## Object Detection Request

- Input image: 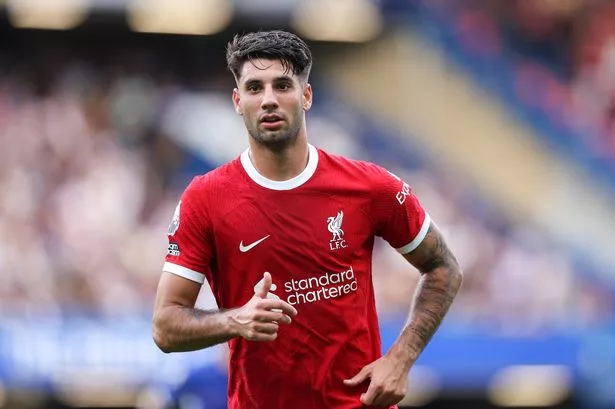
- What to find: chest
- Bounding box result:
[213,191,373,264]
[208,189,377,311]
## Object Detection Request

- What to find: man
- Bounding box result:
[152,30,463,409]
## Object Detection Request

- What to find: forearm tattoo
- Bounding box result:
[400,224,463,362]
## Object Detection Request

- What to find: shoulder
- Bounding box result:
[316,148,398,186]
[175,159,245,221]
[184,157,243,196]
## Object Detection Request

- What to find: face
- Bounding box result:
[232,58,312,151]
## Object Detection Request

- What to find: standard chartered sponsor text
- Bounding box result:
[282,266,357,305]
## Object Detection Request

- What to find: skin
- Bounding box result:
[153,271,297,352]
[344,222,463,406]
[152,56,463,408]
[232,58,313,181]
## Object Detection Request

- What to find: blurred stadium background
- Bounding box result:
[1,0,615,408]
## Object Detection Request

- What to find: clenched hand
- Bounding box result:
[230,272,298,342]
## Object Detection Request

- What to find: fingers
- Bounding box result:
[360,383,381,406]
[363,388,406,407]
[234,317,282,342]
[253,322,279,335]
[243,329,278,342]
[343,358,408,406]
[343,363,373,386]
[243,322,281,341]
[359,379,407,407]
[256,311,293,325]
[255,272,272,299]
[236,276,300,342]
[258,299,298,317]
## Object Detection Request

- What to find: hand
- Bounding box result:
[343,354,409,407]
[230,272,298,342]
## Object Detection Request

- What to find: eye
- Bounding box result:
[277,82,291,90]
[247,84,261,92]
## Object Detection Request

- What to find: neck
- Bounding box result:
[248,133,309,181]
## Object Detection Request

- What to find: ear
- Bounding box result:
[303,83,313,111]
[232,88,242,115]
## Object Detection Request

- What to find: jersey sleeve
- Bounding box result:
[163,176,214,284]
[370,166,431,254]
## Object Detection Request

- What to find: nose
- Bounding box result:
[260,84,278,111]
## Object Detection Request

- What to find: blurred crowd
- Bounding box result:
[372,171,613,334]
[0,32,611,335]
[0,40,191,318]
[495,0,615,158]
[432,0,615,160]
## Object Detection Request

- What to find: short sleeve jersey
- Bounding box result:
[163,144,430,409]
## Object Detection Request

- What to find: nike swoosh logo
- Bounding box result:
[239,235,270,252]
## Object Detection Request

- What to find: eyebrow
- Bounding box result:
[244,76,294,86]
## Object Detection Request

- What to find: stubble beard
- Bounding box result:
[247,117,302,153]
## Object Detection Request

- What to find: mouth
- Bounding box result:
[260,113,284,130]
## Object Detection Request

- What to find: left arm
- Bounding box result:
[389,221,463,369]
[344,221,463,406]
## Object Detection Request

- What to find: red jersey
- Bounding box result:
[163,144,430,409]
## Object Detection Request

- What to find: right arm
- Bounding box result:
[154,179,296,353]
[152,272,236,353]
[152,271,297,353]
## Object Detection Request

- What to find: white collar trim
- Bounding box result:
[240,144,318,191]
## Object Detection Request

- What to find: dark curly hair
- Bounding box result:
[226,30,313,82]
